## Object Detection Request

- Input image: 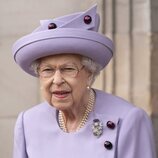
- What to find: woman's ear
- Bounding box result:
[87,74,93,87]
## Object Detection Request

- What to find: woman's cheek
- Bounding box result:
[42,87,51,103]
[40,78,52,103]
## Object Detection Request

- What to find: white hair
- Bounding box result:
[31,56,102,84]
[81,56,102,84]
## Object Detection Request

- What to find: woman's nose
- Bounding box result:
[52,70,64,85]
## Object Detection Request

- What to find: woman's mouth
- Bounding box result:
[52,91,71,99]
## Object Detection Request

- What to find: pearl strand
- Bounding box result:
[58,89,95,132]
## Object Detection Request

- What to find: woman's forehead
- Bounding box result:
[41,54,81,63]
[40,54,82,65]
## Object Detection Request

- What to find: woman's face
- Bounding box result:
[38,54,91,111]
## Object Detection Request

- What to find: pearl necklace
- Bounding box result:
[58,89,95,132]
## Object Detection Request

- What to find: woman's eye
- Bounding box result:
[42,68,54,72]
[63,67,76,71]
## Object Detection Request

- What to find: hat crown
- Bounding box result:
[12,5,113,77]
[33,5,100,33]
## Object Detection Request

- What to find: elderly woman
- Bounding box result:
[12,5,156,158]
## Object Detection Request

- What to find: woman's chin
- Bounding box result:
[50,98,73,111]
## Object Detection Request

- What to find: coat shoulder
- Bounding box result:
[22,102,56,122]
[94,89,143,119]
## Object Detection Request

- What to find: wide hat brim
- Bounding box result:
[13,28,113,77]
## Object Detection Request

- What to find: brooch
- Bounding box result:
[92,119,103,138]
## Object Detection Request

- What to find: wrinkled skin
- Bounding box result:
[39,54,92,131]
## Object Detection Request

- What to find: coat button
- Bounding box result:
[84,15,92,24]
[107,121,115,129]
[104,141,113,150]
[48,23,57,29]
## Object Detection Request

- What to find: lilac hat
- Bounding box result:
[12,5,114,77]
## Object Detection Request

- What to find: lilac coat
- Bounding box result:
[13,89,157,158]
